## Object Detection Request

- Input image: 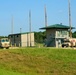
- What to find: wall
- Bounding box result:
[45,29,55,47]
[46,29,55,39]
[26,33,34,47]
[9,34,21,47]
[21,34,27,47]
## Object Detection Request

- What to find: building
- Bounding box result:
[40,24,75,48]
[8,32,34,47]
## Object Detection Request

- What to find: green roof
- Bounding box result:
[40,24,75,29]
[9,32,34,36]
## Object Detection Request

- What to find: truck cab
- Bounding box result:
[0,38,10,49]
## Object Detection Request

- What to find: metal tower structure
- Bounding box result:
[29,10,32,46]
[11,15,14,34]
[44,5,48,27]
[68,0,72,38]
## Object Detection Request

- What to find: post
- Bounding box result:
[68,0,72,38]
[11,15,14,34]
[29,10,32,47]
[20,28,22,33]
[44,5,48,27]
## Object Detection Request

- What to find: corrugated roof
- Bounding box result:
[40,24,75,29]
[9,32,34,36]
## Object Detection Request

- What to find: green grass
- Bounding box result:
[0,47,76,75]
[0,68,25,75]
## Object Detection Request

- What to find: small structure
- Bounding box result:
[40,24,75,48]
[8,32,34,47]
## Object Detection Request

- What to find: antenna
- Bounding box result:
[20,28,22,33]
[29,10,32,46]
[11,15,14,34]
[68,0,72,38]
[44,5,48,27]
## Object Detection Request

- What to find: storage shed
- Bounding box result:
[8,32,34,47]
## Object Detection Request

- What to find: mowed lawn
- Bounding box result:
[0,47,76,75]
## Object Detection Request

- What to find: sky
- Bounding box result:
[0,0,76,36]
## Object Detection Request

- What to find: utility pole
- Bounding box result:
[29,10,32,47]
[44,5,48,27]
[20,28,22,33]
[11,15,14,34]
[68,0,72,38]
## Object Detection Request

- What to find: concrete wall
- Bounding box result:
[27,33,34,47]
[21,34,27,47]
[45,29,56,47]
[46,29,55,39]
[21,33,34,47]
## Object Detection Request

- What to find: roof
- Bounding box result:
[40,24,75,29]
[9,32,34,36]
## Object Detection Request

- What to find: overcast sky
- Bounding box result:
[0,0,76,36]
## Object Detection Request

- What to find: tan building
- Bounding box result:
[40,24,75,48]
[8,32,34,47]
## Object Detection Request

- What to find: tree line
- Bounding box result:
[34,31,46,43]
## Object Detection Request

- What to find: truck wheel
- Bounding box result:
[66,44,69,47]
[62,45,64,47]
[6,47,9,49]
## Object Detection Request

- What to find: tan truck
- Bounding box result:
[0,38,10,49]
[62,38,76,47]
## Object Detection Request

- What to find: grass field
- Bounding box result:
[0,47,76,75]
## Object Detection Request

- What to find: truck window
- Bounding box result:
[1,39,5,42]
[6,39,9,42]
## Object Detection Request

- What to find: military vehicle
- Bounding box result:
[0,38,10,49]
[62,38,76,47]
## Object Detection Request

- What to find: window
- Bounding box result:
[16,35,18,37]
[61,31,67,37]
[6,39,9,42]
[56,30,68,37]
[1,39,9,42]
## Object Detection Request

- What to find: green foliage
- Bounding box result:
[0,48,76,75]
[72,31,76,38]
[34,31,46,43]
[0,36,8,39]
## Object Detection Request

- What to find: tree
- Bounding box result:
[72,31,76,38]
[34,31,46,43]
